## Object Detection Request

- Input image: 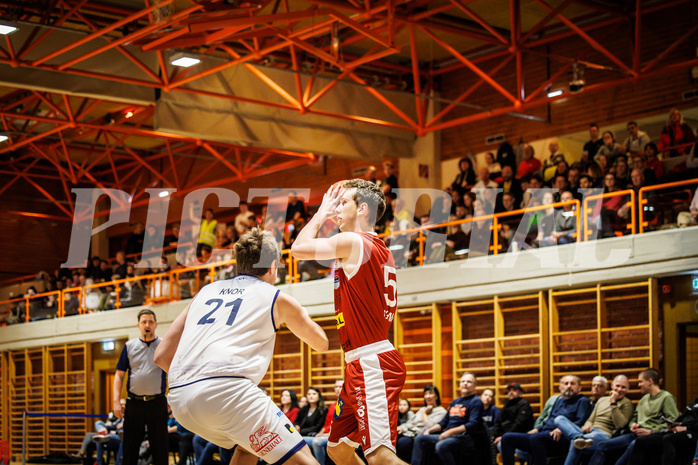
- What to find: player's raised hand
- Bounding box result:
[318,180,346,223]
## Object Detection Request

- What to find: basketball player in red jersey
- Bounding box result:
[292,179,407,465]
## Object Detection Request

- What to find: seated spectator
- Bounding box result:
[412,373,484,465]
[96,260,113,282]
[501,375,590,465]
[119,279,145,308]
[644,142,664,179]
[87,256,102,281]
[474,167,498,190]
[536,192,557,247]
[495,192,517,214]
[589,376,608,410]
[553,173,570,202]
[613,155,631,189]
[543,140,567,183]
[396,385,448,463]
[567,166,581,197]
[451,157,476,196]
[72,402,124,465]
[234,202,254,237]
[64,291,80,316]
[548,161,569,188]
[295,386,327,438]
[517,143,542,179]
[445,214,469,260]
[658,107,696,157]
[492,383,534,450]
[618,169,652,232]
[632,154,659,186]
[496,165,523,209]
[627,394,698,465]
[587,368,679,465]
[587,163,604,188]
[555,375,633,465]
[599,173,628,238]
[309,379,343,465]
[582,123,603,167]
[285,190,308,222]
[192,435,233,465]
[164,223,180,250]
[521,174,544,209]
[552,190,578,244]
[378,161,399,195]
[485,151,502,181]
[597,131,622,165]
[480,389,500,430]
[168,411,193,465]
[620,121,651,154]
[113,252,127,279]
[398,399,415,426]
[279,389,300,423]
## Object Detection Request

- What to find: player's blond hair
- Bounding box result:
[234,228,281,277]
[343,178,386,224]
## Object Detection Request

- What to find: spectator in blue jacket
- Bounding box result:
[411,372,484,465]
[501,375,591,465]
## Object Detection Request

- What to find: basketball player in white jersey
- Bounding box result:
[154,228,329,465]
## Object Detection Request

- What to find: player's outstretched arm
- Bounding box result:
[292,182,353,261]
[275,292,329,352]
[153,303,190,372]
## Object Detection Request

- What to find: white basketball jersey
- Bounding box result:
[168,275,280,387]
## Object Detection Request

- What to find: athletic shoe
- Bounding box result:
[92,435,110,444]
[573,438,593,449]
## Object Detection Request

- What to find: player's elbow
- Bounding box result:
[290,242,310,260]
[312,334,329,352]
[153,348,168,372]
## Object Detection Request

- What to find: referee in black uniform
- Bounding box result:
[113,309,168,465]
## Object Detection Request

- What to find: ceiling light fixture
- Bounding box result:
[125,111,134,118]
[0,20,19,36]
[170,51,201,68]
[547,89,564,98]
[0,134,8,142]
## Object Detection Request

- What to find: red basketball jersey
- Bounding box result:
[333,232,397,352]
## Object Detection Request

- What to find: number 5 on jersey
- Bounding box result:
[383,266,397,308]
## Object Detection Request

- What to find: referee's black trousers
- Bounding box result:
[122,396,169,465]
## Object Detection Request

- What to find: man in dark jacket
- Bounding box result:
[626,396,698,465]
[493,383,534,449]
[501,375,591,465]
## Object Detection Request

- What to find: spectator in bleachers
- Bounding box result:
[197,208,217,257]
[628,394,698,465]
[87,256,102,281]
[234,202,254,237]
[492,383,534,450]
[378,161,399,195]
[599,173,627,238]
[535,192,557,247]
[587,368,679,465]
[588,376,608,410]
[553,174,570,203]
[363,165,377,183]
[619,169,652,233]
[113,251,127,279]
[72,402,124,464]
[620,121,651,155]
[398,399,415,426]
[497,165,523,210]
[597,131,622,165]
[495,192,517,214]
[125,222,145,257]
[295,386,327,438]
[451,157,476,196]
[543,141,566,183]
[658,107,696,157]
[632,154,658,186]
[613,155,631,190]
[480,389,500,430]
[164,223,180,250]
[552,191,577,244]
[567,166,581,197]
[501,374,590,465]
[644,142,665,180]
[191,435,233,465]
[63,291,80,316]
[485,152,502,181]
[285,191,308,222]
[412,372,484,465]
[555,375,633,465]
[497,141,517,176]
[168,410,193,465]
[587,163,604,188]
[583,123,603,168]
[396,384,447,463]
[548,161,569,189]
[517,144,541,180]
[475,167,498,190]
[445,214,469,260]
[279,389,300,423]
[309,379,343,465]
[97,260,113,282]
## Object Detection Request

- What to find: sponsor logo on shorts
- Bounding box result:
[335,312,345,329]
[276,411,283,417]
[284,423,295,433]
[334,397,344,419]
[249,423,281,457]
[355,387,366,432]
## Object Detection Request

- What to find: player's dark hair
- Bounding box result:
[234,228,281,277]
[343,178,386,224]
[137,308,156,322]
[423,384,442,407]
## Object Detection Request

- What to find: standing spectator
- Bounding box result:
[197,208,217,256]
[658,107,696,157]
[412,372,484,465]
[234,202,254,237]
[492,383,534,449]
[279,389,300,423]
[485,152,502,181]
[451,157,476,196]
[164,224,180,250]
[620,121,651,154]
[582,123,603,168]
[588,368,680,465]
[113,309,168,465]
[497,141,517,176]
[285,191,308,222]
[396,384,447,463]
[597,131,622,165]
[517,144,542,179]
[310,379,344,465]
[644,142,665,179]
[378,161,399,194]
[480,389,500,430]
[97,260,113,282]
[125,222,145,257]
